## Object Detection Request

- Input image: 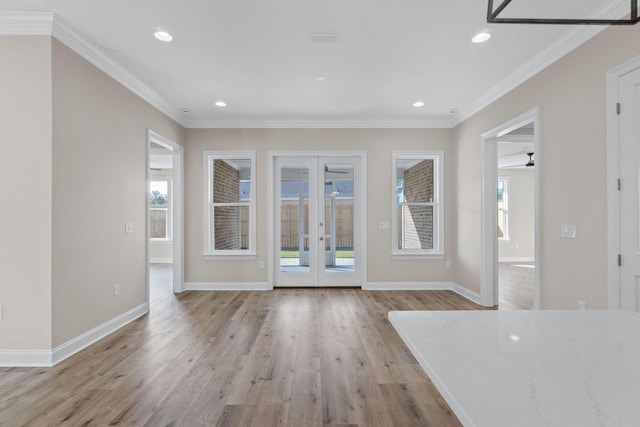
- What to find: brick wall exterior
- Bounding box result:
[213,159,242,250]
[401,159,434,249]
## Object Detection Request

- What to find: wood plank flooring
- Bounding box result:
[0,265,488,426]
[499,262,535,310]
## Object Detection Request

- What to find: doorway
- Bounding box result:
[270,153,366,287]
[481,109,540,308]
[607,56,640,311]
[146,130,183,302]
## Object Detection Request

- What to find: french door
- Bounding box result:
[273,155,362,287]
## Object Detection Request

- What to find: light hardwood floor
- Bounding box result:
[499,262,535,310]
[0,265,488,426]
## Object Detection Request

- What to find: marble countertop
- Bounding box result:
[389,310,640,427]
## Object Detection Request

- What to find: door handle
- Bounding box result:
[319,237,324,241]
[319,222,324,226]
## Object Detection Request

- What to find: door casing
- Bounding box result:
[268,151,367,288]
[607,54,640,310]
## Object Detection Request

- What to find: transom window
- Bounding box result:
[203,151,256,257]
[392,151,444,257]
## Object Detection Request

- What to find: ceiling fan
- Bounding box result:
[503,152,535,169]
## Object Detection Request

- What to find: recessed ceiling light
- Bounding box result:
[316,75,327,81]
[413,100,425,108]
[472,32,491,43]
[448,108,457,115]
[214,100,227,107]
[154,30,173,42]
[180,108,191,114]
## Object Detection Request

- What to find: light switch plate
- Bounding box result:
[379,221,390,230]
[561,225,576,239]
[125,223,134,234]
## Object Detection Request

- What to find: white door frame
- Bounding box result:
[146,130,184,300]
[480,108,541,308]
[267,151,367,288]
[606,54,640,309]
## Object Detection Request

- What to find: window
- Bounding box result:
[203,151,256,257]
[392,151,444,257]
[149,178,171,240]
[497,177,509,240]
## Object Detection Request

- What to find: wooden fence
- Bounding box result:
[279,200,354,249]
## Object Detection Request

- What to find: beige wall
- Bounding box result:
[0,36,53,350]
[454,24,640,309]
[498,169,535,261]
[51,40,185,346]
[185,129,455,284]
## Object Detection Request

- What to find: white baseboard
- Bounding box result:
[51,302,148,366]
[150,258,172,264]
[451,283,483,305]
[499,257,535,263]
[0,303,148,368]
[0,350,53,367]
[184,282,271,291]
[364,282,452,291]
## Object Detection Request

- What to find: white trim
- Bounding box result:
[47,17,187,127]
[0,12,53,35]
[150,257,173,264]
[606,55,640,310]
[52,303,148,366]
[451,283,483,306]
[452,1,629,127]
[391,151,445,257]
[203,151,256,257]
[480,108,541,309]
[147,130,184,294]
[499,257,535,263]
[184,119,451,129]
[185,282,271,291]
[268,151,367,288]
[0,350,52,368]
[0,302,149,367]
[150,240,172,245]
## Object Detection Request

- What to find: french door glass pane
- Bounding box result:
[324,163,354,272]
[280,165,310,272]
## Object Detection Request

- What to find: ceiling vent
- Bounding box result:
[308,31,339,43]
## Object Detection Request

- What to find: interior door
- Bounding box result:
[619,67,640,311]
[275,156,360,287]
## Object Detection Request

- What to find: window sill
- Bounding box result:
[392,252,445,260]
[150,239,173,244]
[204,253,257,260]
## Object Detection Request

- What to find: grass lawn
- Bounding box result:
[280,250,354,258]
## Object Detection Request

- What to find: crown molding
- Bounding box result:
[0,12,186,127]
[0,11,53,34]
[452,0,628,127]
[51,18,187,127]
[184,118,452,129]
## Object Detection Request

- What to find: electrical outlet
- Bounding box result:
[114,283,120,296]
[258,261,265,269]
[125,223,134,234]
[379,221,390,230]
[446,260,452,269]
[0,305,3,321]
[578,300,586,310]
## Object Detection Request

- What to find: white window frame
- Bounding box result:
[149,176,172,242]
[391,151,444,258]
[203,151,256,258]
[497,176,510,241]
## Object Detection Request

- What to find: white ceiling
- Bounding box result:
[0,0,628,128]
